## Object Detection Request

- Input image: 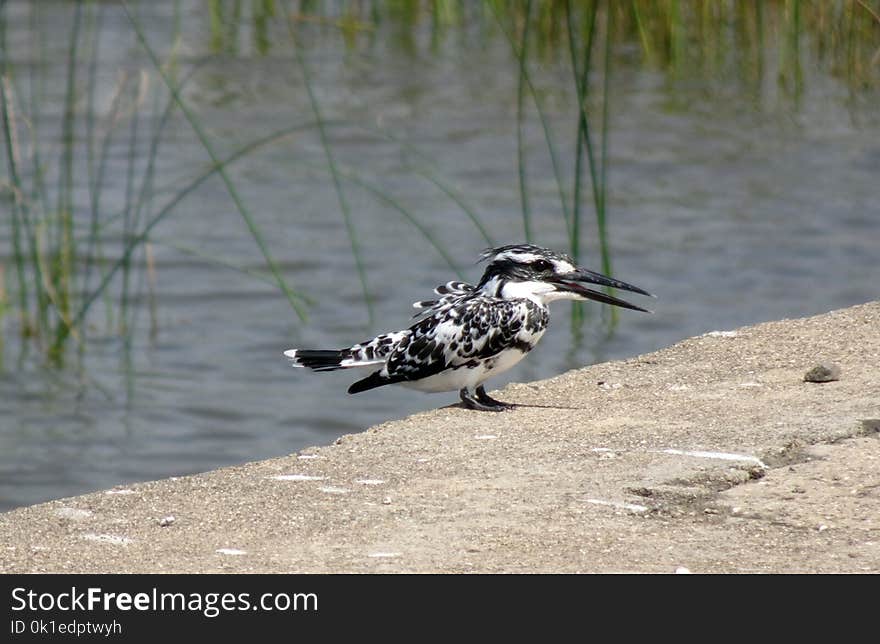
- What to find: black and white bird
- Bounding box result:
[284,244,652,411]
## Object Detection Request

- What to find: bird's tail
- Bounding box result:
[284,349,352,372]
[285,331,407,373]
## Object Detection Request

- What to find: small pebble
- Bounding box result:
[804,363,840,383]
[54,507,93,521]
[158,515,175,527]
[860,419,880,434]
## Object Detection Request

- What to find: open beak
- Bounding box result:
[551,268,654,313]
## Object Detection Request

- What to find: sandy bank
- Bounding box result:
[1,302,878,573]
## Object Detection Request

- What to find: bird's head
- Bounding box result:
[476,244,653,312]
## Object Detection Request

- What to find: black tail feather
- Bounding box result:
[290,349,349,372]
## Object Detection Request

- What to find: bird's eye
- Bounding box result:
[531,259,552,272]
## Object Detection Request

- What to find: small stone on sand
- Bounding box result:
[804,363,841,383]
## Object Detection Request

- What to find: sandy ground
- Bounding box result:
[1,302,878,573]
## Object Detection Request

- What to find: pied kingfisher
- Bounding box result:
[284,244,652,411]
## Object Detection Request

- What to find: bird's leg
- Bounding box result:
[459,387,508,412]
[458,386,515,411]
[475,385,516,410]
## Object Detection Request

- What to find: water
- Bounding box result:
[1,2,878,512]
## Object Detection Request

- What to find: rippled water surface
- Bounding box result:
[1,2,878,511]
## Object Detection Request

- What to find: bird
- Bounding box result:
[284,244,653,411]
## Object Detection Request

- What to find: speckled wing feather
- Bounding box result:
[411,281,476,318]
[346,331,408,365]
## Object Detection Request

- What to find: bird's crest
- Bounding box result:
[478,244,555,264]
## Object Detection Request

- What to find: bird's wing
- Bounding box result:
[346,331,409,366]
[386,297,534,381]
[411,281,476,319]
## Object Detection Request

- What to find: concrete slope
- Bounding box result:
[1,302,878,573]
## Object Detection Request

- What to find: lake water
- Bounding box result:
[1,1,878,511]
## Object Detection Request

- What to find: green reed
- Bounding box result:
[488,1,574,246]
[122,1,309,322]
[161,0,880,292]
[516,0,534,243]
[283,5,375,323]
[3,0,878,369]
[493,1,614,326]
[1,0,314,366]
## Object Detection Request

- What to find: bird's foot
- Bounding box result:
[459,386,516,412]
[476,385,517,410]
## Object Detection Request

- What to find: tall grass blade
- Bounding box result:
[149,237,315,302]
[324,164,465,280]
[516,0,533,242]
[70,121,321,334]
[80,73,131,337]
[488,0,573,242]
[566,0,600,265]
[597,4,616,326]
[120,74,145,336]
[25,1,50,218]
[50,0,84,359]
[82,2,108,351]
[631,0,655,65]
[285,10,374,323]
[0,76,31,336]
[119,1,308,326]
[565,0,600,327]
[412,165,496,248]
[363,125,495,246]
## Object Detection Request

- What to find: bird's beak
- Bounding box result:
[551,268,654,313]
